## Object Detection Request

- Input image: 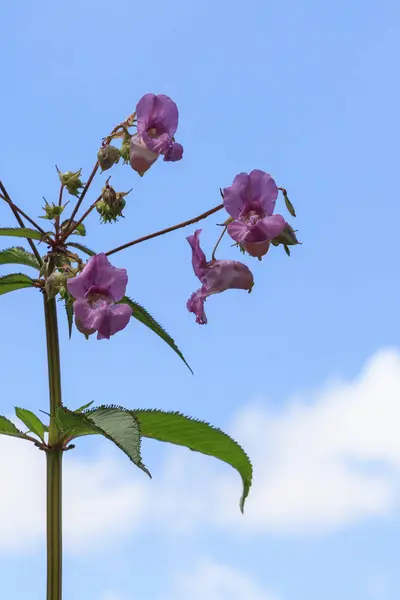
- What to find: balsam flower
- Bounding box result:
[223,169,286,258]
[130,93,183,175]
[67,253,132,340]
[186,229,254,325]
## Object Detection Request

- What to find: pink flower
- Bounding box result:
[67,254,133,340]
[186,230,254,324]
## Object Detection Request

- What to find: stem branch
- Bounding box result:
[106,203,224,257]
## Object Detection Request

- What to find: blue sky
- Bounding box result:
[1,0,400,598]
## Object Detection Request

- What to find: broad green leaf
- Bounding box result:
[0,227,42,241]
[0,247,40,270]
[133,409,252,512]
[119,296,192,373]
[0,416,32,440]
[56,406,150,476]
[67,242,96,256]
[15,407,46,441]
[0,273,35,295]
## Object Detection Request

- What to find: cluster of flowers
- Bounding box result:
[65,93,298,338]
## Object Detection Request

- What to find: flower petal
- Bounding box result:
[73,298,109,333]
[136,93,156,135]
[187,288,207,325]
[67,254,128,303]
[97,303,133,340]
[223,172,250,218]
[203,260,254,294]
[163,141,183,162]
[227,220,249,243]
[130,134,159,175]
[187,229,207,281]
[151,94,179,136]
[242,240,271,258]
[248,170,278,215]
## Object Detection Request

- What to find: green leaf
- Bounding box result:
[0,247,40,270]
[0,273,35,295]
[76,400,94,412]
[0,227,43,241]
[133,409,252,512]
[15,407,46,441]
[56,406,150,476]
[119,296,192,374]
[0,416,32,440]
[67,242,96,256]
[64,297,74,338]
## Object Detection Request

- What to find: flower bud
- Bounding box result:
[97,145,120,172]
[60,220,86,237]
[45,270,65,299]
[40,200,65,220]
[96,183,130,224]
[58,169,84,197]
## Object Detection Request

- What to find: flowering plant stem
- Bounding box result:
[44,295,63,600]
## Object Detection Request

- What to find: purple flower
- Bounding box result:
[223,169,286,258]
[67,253,133,340]
[186,229,254,324]
[130,93,183,175]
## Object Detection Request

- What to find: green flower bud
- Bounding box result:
[40,199,66,220]
[119,135,131,164]
[45,270,65,299]
[96,183,130,224]
[97,145,121,172]
[60,219,86,237]
[58,169,84,197]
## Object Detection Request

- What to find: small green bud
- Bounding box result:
[119,135,131,164]
[40,199,65,220]
[45,271,65,299]
[58,169,84,197]
[60,219,86,237]
[97,145,121,172]
[96,183,131,224]
[280,188,296,218]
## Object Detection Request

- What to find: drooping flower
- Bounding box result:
[186,229,254,324]
[223,169,286,258]
[130,93,183,175]
[67,253,133,340]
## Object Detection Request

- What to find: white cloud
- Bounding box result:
[140,349,400,534]
[162,561,278,600]
[2,348,400,555]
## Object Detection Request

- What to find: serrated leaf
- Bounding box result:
[67,242,96,256]
[133,409,252,512]
[0,247,40,270]
[56,406,150,475]
[0,273,35,295]
[0,416,32,440]
[119,296,192,373]
[15,407,46,441]
[0,227,43,241]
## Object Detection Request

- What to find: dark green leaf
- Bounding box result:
[133,409,252,512]
[119,296,192,374]
[284,244,291,256]
[0,273,35,295]
[56,406,150,476]
[282,189,296,217]
[67,242,96,256]
[0,227,42,241]
[64,298,73,338]
[15,407,46,441]
[0,247,40,270]
[0,416,32,440]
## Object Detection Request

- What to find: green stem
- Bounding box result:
[46,450,63,600]
[43,295,63,600]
